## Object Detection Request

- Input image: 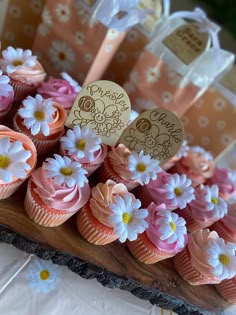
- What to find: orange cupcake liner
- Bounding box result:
[127,232,175,264]
[76,203,118,245]
[215,278,236,304]
[0,178,24,200]
[174,247,220,285]
[24,180,78,227]
[13,114,64,155]
[98,159,139,191]
[210,221,236,244]
[11,80,36,102]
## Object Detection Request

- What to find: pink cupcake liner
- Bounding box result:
[210,221,236,244]
[215,278,236,304]
[174,247,220,285]
[13,115,64,155]
[11,80,36,102]
[98,159,138,191]
[127,232,175,264]
[0,178,24,200]
[76,204,118,245]
[175,207,207,232]
[24,180,78,227]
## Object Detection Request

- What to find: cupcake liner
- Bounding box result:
[0,178,24,200]
[11,80,36,102]
[136,185,154,208]
[24,180,78,227]
[98,159,138,191]
[13,114,64,155]
[127,232,175,264]
[175,207,207,232]
[210,221,236,244]
[174,247,220,285]
[76,203,118,245]
[215,278,236,304]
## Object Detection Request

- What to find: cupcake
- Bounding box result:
[98,144,161,191]
[175,184,228,232]
[0,47,46,102]
[127,203,188,264]
[171,146,215,187]
[163,140,189,171]
[76,180,130,245]
[24,154,90,227]
[174,229,236,285]
[207,167,236,201]
[138,171,195,210]
[0,70,14,121]
[60,125,107,176]
[0,125,37,199]
[13,94,67,155]
[211,203,236,244]
[37,72,81,113]
[215,277,236,304]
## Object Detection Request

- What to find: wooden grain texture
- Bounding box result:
[0,186,236,315]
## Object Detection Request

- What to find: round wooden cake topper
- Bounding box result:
[66,80,131,147]
[119,108,185,166]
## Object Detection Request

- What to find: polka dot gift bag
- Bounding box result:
[124,7,234,118]
[183,65,236,157]
[32,0,151,86]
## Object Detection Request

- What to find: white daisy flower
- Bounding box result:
[109,194,148,243]
[60,126,102,162]
[0,137,31,183]
[0,70,13,97]
[26,257,61,294]
[44,154,88,188]
[163,174,195,209]
[145,66,160,83]
[48,40,75,72]
[1,47,36,74]
[128,150,161,185]
[60,72,81,93]
[191,146,213,161]
[175,140,189,159]
[18,94,56,136]
[155,210,187,248]
[55,3,71,23]
[205,185,228,218]
[207,238,236,280]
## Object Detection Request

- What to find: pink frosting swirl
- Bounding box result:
[188,229,220,281]
[37,77,78,111]
[220,203,236,235]
[175,146,214,186]
[107,144,133,180]
[31,167,90,212]
[2,60,46,86]
[189,184,227,225]
[0,72,14,112]
[146,203,188,253]
[90,180,130,227]
[208,167,236,201]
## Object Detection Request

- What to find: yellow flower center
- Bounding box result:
[136,163,146,173]
[174,187,183,197]
[60,167,73,176]
[76,139,86,151]
[39,269,50,281]
[170,221,176,232]
[211,198,219,205]
[12,59,23,66]
[122,212,131,224]
[0,155,10,168]
[219,254,230,266]
[34,111,45,121]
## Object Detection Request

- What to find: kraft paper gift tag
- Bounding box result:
[123,7,235,118]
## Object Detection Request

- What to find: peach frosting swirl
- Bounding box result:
[176,147,214,186]
[3,60,46,86]
[107,144,133,180]
[220,203,236,235]
[31,167,90,212]
[89,180,130,227]
[188,229,221,281]
[37,77,77,111]
[146,203,188,253]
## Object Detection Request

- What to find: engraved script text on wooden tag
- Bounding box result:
[220,66,236,94]
[119,109,184,166]
[66,80,131,147]
[163,23,209,65]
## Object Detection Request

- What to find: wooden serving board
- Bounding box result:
[0,185,236,315]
